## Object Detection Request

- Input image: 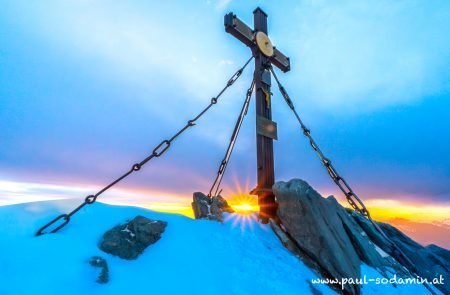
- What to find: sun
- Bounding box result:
[233,203,254,212]
[227,194,259,214]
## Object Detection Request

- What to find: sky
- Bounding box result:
[0,0,449,229]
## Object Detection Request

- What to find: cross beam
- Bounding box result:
[225,10,290,73]
[224,7,290,222]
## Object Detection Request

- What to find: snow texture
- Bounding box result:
[0,200,436,294]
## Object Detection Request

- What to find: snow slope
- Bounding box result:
[0,200,435,295]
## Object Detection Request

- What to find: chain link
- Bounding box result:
[269,67,432,288]
[270,67,371,216]
[36,56,253,236]
[209,79,256,198]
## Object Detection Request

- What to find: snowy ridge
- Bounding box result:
[0,200,436,294]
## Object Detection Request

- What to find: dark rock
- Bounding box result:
[351,213,395,255]
[212,195,235,213]
[269,219,302,256]
[99,216,167,260]
[273,179,408,295]
[351,212,450,294]
[374,223,450,295]
[427,244,450,266]
[269,219,328,281]
[274,179,361,294]
[192,192,211,219]
[191,192,234,221]
[89,256,109,284]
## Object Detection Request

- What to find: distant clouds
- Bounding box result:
[3,1,232,99]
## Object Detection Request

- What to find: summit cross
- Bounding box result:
[225,7,290,221]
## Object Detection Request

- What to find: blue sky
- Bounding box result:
[1,0,449,210]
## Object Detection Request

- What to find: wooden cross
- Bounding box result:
[225,7,290,222]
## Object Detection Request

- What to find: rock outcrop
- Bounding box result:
[99,216,167,260]
[376,222,450,294]
[89,256,109,284]
[273,179,411,294]
[191,192,234,221]
[350,202,449,294]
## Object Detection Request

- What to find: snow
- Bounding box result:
[0,200,332,295]
[120,225,135,238]
[0,200,438,294]
[374,244,390,258]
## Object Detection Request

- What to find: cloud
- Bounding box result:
[1,0,449,212]
[286,0,450,112]
[218,59,234,66]
[1,0,258,151]
[5,0,449,116]
[0,179,188,208]
[4,1,237,103]
[216,0,233,11]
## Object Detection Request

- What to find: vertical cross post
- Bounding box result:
[252,8,276,221]
[224,7,290,222]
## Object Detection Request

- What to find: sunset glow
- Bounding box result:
[233,203,254,212]
[339,198,450,223]
[1,179,448,223]
[0,179,448,247]
[227,193,259,214]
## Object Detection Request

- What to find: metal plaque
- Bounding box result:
[256,115,278,140]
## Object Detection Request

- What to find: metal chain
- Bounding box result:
[35,56,253,236]
[269,67,435,290]
[209,79,256,198]
[270,67,372,216]
[270,67,377,220]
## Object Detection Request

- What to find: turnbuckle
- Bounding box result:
[227,69,243,86]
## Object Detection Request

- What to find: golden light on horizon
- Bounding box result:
[144,202,195,218]
[227,193,259,214]
[1,179,448,226]
[338,198,450,223]
[233,203,254,212]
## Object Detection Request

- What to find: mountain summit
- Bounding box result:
[1,193,445,294]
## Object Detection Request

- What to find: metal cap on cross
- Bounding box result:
[224,7,290,222]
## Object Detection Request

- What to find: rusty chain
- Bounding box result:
[36,56,253,236]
